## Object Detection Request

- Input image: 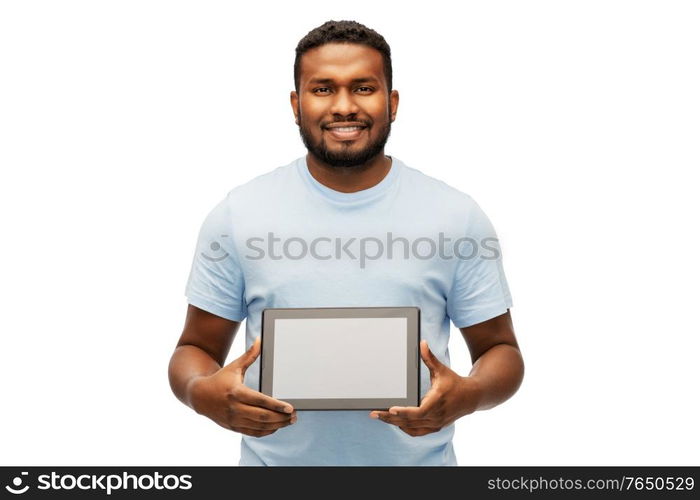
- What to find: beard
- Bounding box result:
[297,108,392,168]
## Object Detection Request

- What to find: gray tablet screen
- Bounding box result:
[272,317,407,399]
[260,306,420,410]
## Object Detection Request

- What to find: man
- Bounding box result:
[168,19,524,466]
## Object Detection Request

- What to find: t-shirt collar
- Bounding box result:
[297,154,402,204]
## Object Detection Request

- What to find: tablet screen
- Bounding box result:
[271,317,407,399]
[260,307,420,410]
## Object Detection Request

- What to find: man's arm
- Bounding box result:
[168,305,296,437]
[168,304,240,409]
[460,309,524,411]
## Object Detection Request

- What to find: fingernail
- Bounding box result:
[389,409,398,415]
[370,412,378,419]
[284,406,293,414]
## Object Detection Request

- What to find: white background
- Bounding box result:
[1,0,698,466]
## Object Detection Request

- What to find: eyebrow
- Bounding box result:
[307,77,380,85]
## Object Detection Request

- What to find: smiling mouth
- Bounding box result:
[325,126,367,141]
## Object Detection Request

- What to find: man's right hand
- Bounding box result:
[188,337,297,437]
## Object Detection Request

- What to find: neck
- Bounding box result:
[305,152,392,193]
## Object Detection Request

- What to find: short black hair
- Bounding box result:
[294,20,392,93]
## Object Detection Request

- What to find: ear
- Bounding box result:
[389,89,399,122]
[290,90,300,125]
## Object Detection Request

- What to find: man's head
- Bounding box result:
[291,20,399,168]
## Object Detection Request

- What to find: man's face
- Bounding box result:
[291,43,399,168]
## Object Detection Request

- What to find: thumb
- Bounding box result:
[228,336,261,373]
[420,340,444,377]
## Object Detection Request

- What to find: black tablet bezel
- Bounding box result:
[260,306,420,411]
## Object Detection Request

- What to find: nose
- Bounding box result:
[329,87,359,116]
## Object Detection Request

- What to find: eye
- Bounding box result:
[356,86,374,93]
[313,87,331,94]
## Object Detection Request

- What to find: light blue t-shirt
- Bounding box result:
[184,155,513,466]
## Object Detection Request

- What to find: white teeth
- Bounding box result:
[331,126,362,132]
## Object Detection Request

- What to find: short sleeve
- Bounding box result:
[184,195,247,322]
[446,201,513,328]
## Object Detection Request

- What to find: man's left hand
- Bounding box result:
[369,340,482,437]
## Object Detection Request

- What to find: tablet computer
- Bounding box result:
[260,307,420,410]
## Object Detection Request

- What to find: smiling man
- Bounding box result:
[169,20,524,466]
[293,41,397,188]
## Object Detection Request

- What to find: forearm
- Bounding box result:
[468,343,524,411]
[168,345,222,409]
